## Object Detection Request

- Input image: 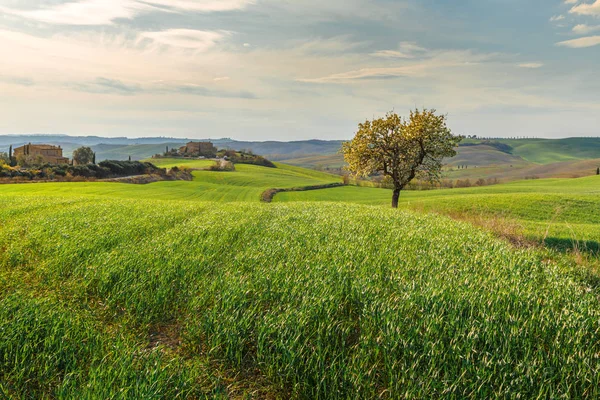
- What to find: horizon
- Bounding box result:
[2,134,600,144]
[1,0,599,140]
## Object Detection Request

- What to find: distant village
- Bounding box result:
[0,140,276,182]
[3,141,220,167]
[10,143,70,165]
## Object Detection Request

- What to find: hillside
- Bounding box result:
[3,135,600,182]
[2,181,600,397]
[276,175,600,254]
[1,159,340,202]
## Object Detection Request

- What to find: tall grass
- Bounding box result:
[1,197,599,398]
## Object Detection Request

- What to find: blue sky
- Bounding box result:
[0,0,598,140]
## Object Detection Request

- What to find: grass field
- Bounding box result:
[1,197,599,398]
[1,160,600,398]
[276,175,600,254]
[0,159,340,203]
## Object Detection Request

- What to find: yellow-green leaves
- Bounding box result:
[343,109,462,192]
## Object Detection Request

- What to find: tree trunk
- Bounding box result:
[392,188,401,209]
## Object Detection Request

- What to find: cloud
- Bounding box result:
[69,77,142,95]
[370,42,428,59]
[0,0,255,25]
[298,48,501,83]
[0,0,143,25]
[172,84,257,99]
[518,63,544,68]
[371,50,413,59]
[564,0,578,4]
[143,0,255,12]
[556,35,600,47]
[572,23,600,34]
[140,29,228,51]
[0,75,35,86]
[570,0,600,16]
[550,14,565,22]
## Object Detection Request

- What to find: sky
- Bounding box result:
[0,0,599,140]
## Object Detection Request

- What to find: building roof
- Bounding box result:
[14,144,62,150]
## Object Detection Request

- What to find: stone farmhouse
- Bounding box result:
[13,143,70,165]
[179,141,217,158]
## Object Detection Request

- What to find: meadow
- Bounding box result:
[276,175,600,255]
[1,160,600,398]
[0,160,340,203]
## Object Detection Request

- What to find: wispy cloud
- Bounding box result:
[572,24,600,34]
[144,0,255,12]
[0,0,143,26]
[298,49,501,83]
[570,0,600,16]
[69,77,142,95]
[0,0,255,25]
[0,75,35,87]
[556,35,600,48]
[140,29,229,51]
[171,84,257,99]
[370,42,427,59]
[518,63,544,68]
[550,14,565,22]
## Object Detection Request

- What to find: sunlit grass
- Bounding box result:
[0,196,599,398]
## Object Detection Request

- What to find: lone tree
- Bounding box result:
[343,109,462,208]
[72,146,94,165]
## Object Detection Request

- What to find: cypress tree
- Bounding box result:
[92,152,96,164]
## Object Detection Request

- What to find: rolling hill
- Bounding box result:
[3,135,600,182]
[1,159,599,398]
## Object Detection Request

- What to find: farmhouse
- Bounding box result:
[13,143,70,165]
[179,141,217,158]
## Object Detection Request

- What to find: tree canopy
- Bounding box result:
[73,146,95,165]
[343,109,462,208]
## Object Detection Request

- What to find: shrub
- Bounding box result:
[209,160,236,172]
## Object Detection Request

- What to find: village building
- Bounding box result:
[13,143,70,165]
[179,141,217,158]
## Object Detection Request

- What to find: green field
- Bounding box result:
[276,175,600,254]
[1,160,600,398]
[0,159,340,203]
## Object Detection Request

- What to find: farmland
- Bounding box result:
[276,175,600,254]
[0,159,341,203]
[1,160,600,398]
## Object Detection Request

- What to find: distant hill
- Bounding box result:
[2,134,599,181]
[0,135,342,162]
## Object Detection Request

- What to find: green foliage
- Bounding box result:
[0,152,9,165]
[343,109,462,207]
[72,146,94,165]
[98,160,161,176]
[218,150,277,168]
[16,154,45,168]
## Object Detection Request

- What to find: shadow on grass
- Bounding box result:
[543,237,600,256]
[543,237,600,290]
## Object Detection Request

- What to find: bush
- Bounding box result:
[99,161,163,176]
[209,160,236,172]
